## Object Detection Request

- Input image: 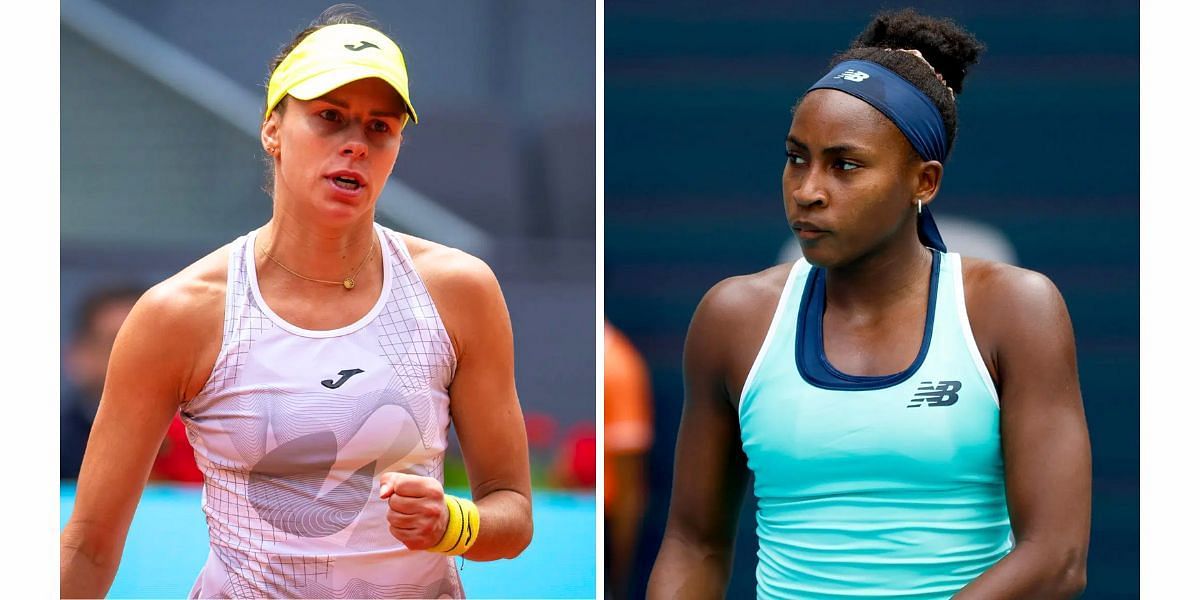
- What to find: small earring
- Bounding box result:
[916,198,923,214]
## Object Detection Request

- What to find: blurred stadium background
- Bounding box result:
[60,0,595,597]
[605,1,1137,598]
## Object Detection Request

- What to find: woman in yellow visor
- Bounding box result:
[61,5,533,598]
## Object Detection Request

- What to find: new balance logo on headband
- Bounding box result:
[344,41,380,52]
[908,380,961,407]
[833,69,870,82]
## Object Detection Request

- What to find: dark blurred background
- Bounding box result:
[61,0,596,490]
[605,1,1137,597]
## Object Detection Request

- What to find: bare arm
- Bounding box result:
[647,281,753,599]
[60,282,213,598]
[428,250,533,561]
[955,266,1091,599]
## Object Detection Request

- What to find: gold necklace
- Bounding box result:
[258,235,377,290]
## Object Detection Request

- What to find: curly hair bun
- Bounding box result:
[850,9,984,95]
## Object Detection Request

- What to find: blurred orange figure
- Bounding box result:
[604,320,653,599]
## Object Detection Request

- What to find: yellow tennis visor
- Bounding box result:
[265,23,417,124]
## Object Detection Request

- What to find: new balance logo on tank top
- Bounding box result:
[739,251,1013,599]
[181,223,463,599]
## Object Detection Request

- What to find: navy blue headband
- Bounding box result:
[806,59,948,162]
[805,58,949,251]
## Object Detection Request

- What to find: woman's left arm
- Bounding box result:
[955,266,1091,599]
[433,250,533,561]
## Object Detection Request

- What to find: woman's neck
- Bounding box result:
[823,234,933,316]
[257,209,378,282]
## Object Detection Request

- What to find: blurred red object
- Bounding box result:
[555,422,596,488]
[150,414,203,483]
[525,412,559,450]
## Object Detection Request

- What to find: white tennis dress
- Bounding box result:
[182,223,463,599]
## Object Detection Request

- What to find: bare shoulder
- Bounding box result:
[961,257,1070,322]
[401,235,506,359]
[121,244,231,399]
[693,262,795,330]
[137,244,229,328]
[401,234,500,298]
[687,263,796,399]
[961,257,1074,368]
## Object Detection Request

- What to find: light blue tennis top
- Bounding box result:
[739,251,1012,599]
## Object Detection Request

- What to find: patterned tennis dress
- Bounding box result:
[183,223,463,599]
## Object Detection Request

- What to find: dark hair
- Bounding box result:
[74,284,143,340]
[829,9,985,158]
[261,4,383,195]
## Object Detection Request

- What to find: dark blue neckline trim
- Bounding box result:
[794,251,941,391]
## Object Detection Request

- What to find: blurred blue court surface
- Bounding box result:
[61,483,595,599]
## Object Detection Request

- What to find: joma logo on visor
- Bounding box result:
[344,41,380,52]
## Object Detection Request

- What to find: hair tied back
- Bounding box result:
[884,48,954,99]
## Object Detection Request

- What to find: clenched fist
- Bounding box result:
[379,472,450,550]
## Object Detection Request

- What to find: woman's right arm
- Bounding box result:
[60,281,211,598]
[647,281,752,599]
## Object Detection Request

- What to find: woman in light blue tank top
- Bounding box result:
[648,10,1091,600]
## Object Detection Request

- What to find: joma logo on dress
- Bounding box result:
[908,380,961,408]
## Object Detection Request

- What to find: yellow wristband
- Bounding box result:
[429,495,480,556]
